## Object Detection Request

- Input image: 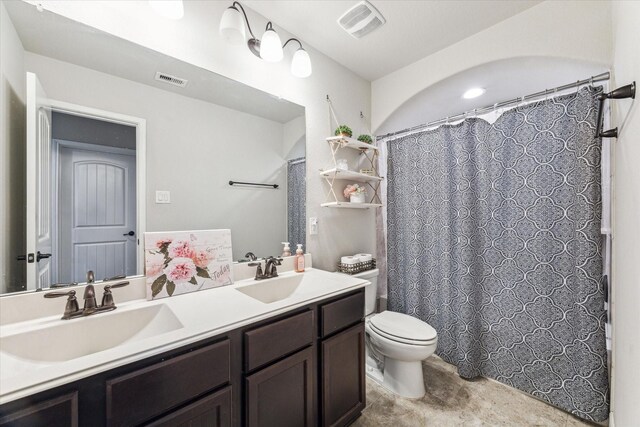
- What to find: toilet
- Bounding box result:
[354,269,438,399]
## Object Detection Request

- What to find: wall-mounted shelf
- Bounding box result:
[321,202,383,209]
[322,136,383,207]
[326,136,379,151]
[319,168,383,183]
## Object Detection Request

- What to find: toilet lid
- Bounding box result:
[369,311,437,342]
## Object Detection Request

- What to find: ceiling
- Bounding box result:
[6,1,304,124]
[376,57,608,135]
[245,0,542,81]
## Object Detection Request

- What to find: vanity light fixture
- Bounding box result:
[463,87,486,99]
[149,0,184,20]
[219,1,313,78]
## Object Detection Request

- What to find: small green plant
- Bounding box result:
[357,134,373,144]
[334,125,353,138]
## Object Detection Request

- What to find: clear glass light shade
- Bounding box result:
[219,6,246,44]
[260,29,283,62]
[291,48,312,78]
[149,0,184,20]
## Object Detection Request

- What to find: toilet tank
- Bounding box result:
[353,269,379,316]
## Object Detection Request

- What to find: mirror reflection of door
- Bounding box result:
[25,72,52,289]
[52,113,137,284]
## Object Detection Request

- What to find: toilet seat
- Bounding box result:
[368,311,437,346]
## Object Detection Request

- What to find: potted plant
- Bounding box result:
[334,125,353,138]
[357,134,373,144]
[344,183,367,203]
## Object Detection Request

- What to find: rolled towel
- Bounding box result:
[355,253,372,262]
[341,256,360,265]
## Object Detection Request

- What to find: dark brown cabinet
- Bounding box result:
[321,323,366,427]
[0,288,365,427]
[106,340,231,426]
[0,392,78,427]
[245,347,315,427]
[146,387,232,427]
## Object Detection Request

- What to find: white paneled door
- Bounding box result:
[25,72,52,290]
[58,145,136,283]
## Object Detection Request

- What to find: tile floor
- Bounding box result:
[352,356,599,427]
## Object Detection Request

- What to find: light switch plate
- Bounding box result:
[155,190,171,204]
[309,217,318,235]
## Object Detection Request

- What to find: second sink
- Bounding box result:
[235,274,304,304]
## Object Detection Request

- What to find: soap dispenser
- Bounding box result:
[295,244,305,273]
[281,242,291,257]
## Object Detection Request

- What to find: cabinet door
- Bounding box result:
[321,322,365,427]
[0,392,78,427]
[146,387,231,427]
[245,347,314,427]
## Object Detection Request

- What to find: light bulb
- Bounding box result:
[462,87,486,99]
[149,0,184,20]
[291,48,312,78]
[219,6,246,45]
[260,27,283,62]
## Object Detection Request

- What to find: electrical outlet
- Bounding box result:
[309,217,318,235]
[155,190,171,204]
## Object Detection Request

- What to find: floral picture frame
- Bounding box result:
[144,229,234,300]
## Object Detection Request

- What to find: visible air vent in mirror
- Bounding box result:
[154,72,188,88]
[338,0,386,39]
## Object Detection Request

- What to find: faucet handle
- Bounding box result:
[44,290,76,298]
[101,281,130,308]
[44,290,80,320]
[86,270,95,284]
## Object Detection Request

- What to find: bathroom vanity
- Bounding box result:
[0,267,367,427]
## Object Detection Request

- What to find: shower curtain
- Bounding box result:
[386,87,608,421]
[287,158,306,249]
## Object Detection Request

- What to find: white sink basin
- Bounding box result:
[235,274,304,303]
[0,304,183,363]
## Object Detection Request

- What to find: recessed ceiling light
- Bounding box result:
[463,88,486,99]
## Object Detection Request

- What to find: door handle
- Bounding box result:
[36,251,52,262]
[123,231,135,237]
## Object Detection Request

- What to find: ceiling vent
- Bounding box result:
[337,1,386,39]
[154,72,188,88]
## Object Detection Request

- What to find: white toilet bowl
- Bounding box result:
[349,268,438,399]
[365,310,437,398]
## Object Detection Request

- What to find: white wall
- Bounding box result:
[610,1,640,425]
[33,1,374,271]
[283,115,306,160]
[372,0,612,131]
[25,52,289,261]
[0,1,26,293]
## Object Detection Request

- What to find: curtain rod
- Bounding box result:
[376,71,610,141]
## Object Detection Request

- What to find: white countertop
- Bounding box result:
[0,267,368,405]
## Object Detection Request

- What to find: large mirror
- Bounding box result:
[0,1,306,294]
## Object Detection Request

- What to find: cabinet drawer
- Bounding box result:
[244,310,314,372]
[320,291,364,338]
[146,386,232,427]
[0,392,78,427]
[106,339,230,427]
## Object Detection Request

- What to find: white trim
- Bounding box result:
[46,99,147,278]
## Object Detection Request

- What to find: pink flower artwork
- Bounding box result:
[144,229,234,300]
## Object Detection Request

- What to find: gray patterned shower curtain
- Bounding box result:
[287,158,306,249]
[386,87,608,421]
